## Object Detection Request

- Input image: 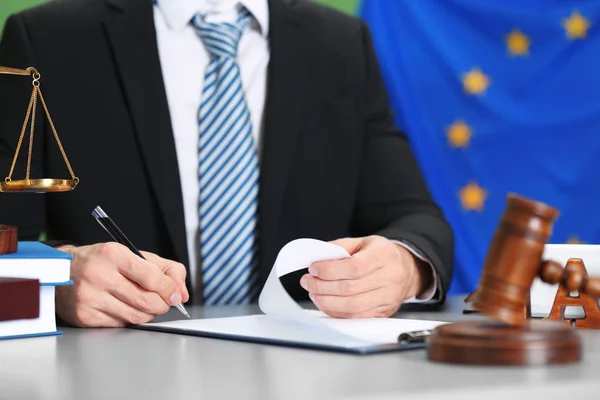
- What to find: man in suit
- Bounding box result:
[0,0,454,327]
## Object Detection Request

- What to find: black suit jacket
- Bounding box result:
[0,0,454,304]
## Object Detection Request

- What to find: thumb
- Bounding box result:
[329,237,366,256]
[141,251,190,303]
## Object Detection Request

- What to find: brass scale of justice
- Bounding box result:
[0,66,77,193]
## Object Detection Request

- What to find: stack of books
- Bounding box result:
[0,242,72,340]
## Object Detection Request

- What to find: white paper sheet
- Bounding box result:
[142,239,447,348]
[257,239,350,327]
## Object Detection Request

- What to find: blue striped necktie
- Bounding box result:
[192,10,259,305]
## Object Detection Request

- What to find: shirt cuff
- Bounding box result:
[391,239,440,303]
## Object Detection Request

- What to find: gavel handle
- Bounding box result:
[540,259,600,298]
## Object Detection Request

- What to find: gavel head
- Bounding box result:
[473,193,559,326]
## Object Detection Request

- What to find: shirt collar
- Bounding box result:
[155,0,269,37]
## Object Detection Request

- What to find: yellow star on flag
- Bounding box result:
[566,235,586,244]
[563,10,591,40]
[462,68,490,95]
[447,120,472,148]
[459,181,487,211]
[506,29,530,56]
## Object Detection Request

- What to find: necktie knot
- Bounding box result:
[192,10,252,59]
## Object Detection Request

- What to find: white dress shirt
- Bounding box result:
[154,0,269,290]
[153,0,438,302]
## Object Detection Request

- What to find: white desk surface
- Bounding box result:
[1,296,599,400]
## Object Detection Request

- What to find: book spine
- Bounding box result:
[0,278,39,321]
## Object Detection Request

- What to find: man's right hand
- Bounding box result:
[55,242,190,328]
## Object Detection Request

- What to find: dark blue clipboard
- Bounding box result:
[131,324,426,355]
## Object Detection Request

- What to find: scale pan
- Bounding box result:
[0,178,78,193]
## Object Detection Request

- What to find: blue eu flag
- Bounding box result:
[360,0,600,294]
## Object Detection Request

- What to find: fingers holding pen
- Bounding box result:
[141,251,190,303]
[55,242,185,328]
[107,272,171,315]
[113,245,183,307]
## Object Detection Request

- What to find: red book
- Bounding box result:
[0,278,39,322]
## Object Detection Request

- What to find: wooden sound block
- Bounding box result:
[0,225,17,255]
[427,320,581,366]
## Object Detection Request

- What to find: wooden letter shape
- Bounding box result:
[546,258,600,329]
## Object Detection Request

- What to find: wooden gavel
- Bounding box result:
[429,194,596,366]
[472,194,600,326]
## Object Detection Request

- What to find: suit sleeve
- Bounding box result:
[0,14,47,240]
[351,22,455,303]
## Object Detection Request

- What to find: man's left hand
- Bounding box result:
[299,235,432,318]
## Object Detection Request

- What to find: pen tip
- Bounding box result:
[175,303,190,319]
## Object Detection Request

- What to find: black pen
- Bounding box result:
[91,205,190,319]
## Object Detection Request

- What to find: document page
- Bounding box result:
[141,239,447,349]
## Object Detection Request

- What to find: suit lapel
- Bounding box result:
[259,0,308,284]
[102,0,190,277]
[101,0,308,290]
